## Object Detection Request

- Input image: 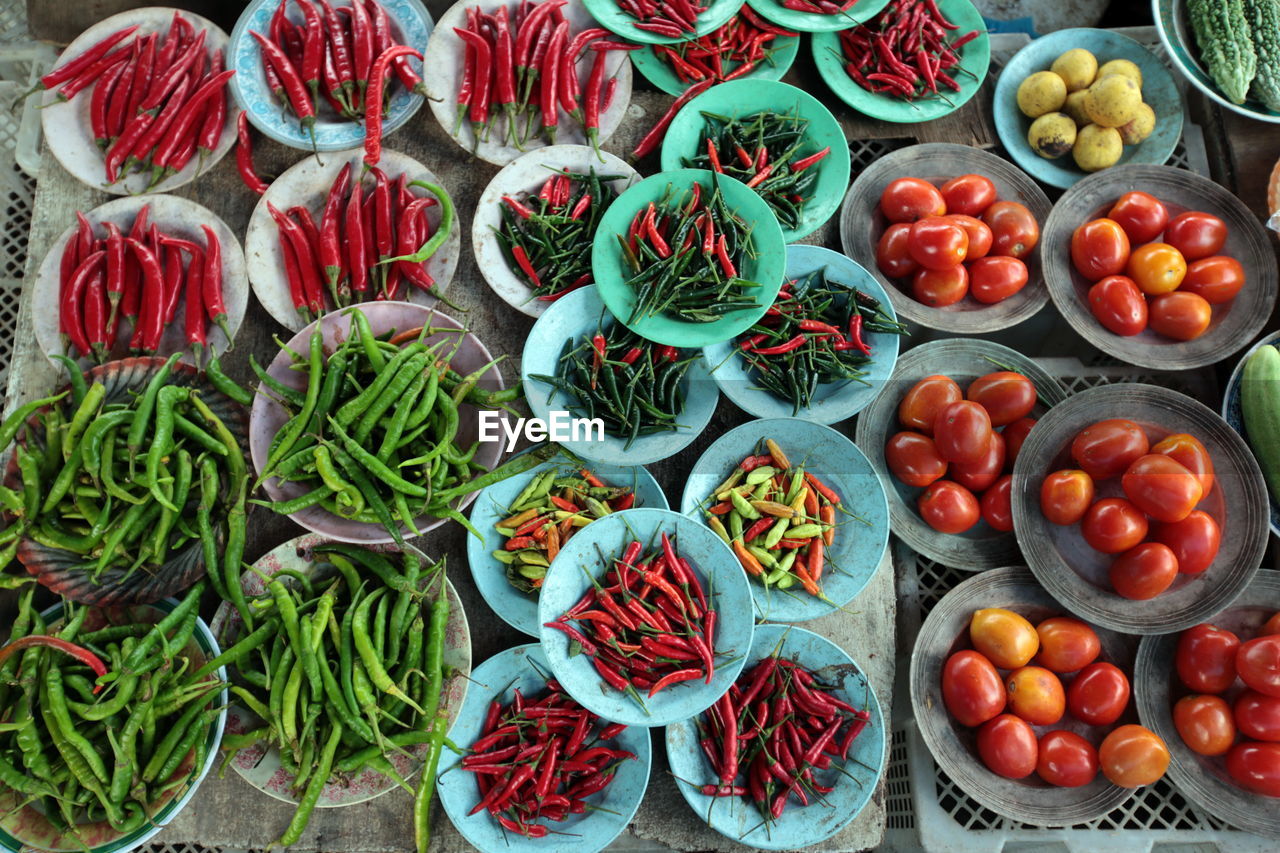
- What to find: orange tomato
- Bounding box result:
[1005,665,1066,726]
[1149,292,1212,341]
[1035,617,1102,673]
[970,608,1039,669]
[1126,242,1187,295]
[1099,725,1170,788]
[1174,694,1236,756]
[1151,433,1215,497]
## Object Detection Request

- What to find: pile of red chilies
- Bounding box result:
[59,205,229,363]
[29,13,233,186]
[462,680,637,837]
[617,0,707,38]
[781,0,858,12]
[546,533,718,708]
[697,654,872,819]
[651,9,796,85]
[836,0,979,101]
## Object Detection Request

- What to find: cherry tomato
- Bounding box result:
[940,173,997,216]
[1262,612,1280,636]
[1099,725,1170,788]
[1081,498,1149,554]
[899,375,963,434]
[1181,255,1245,304]
[1071,419,1150,481]
[876,223,920,279]
[1149,291,1212,342]
[952,432,1006,492]
[945,214,993,261]
[970,607,1039,669]
[969,256,1029,305]
[1002,418,1037,469]
[1237,636,1280,698]
[1150,433,1215,497]
[1126,242,1187,295]
[982,201,1039,259]
[912,264,970,307]
[1121,454,1203,523]
[1005,665,1066,726]
[1066,661,1131,725]
[1039,469,1095,526]
[1088,275,1148,336]
[1174,694,1236,756]
[909,218,970,271]
[1110,541,1180,600]
[918,480,981,534]
[966,372,1037,427]
[1107,191,1170,244]
[1151,510,1221,575]
[980,475,1014,532]
[1071,218,1131,282]
[977,714,1038,779]
[1035,617,1101,673]
[942,649,1006,727]
[885,431,949,488]
[1037,730,1099,788]
[1165,210,1228,261]
[1234,690,1280,742]
[934,401,994,464]
[1176,623,1240,694]
[880,177,946,223]
[1227,742,1280,797]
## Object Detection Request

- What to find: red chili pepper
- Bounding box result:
[252,30,317,148]
[268,202,324,315]
[197,225,229,341]
[363,45,421,166]
[234,112,270,195]
[714,234,737,278]
[124,237,165,353]
[453,29,492,146]
[633,79,713,160]
[349,0,375,97]
[582,47,608,157]
[0,636,109,692]
[343,177,368,298]
[590,332,606,390]
[791,146,831,172]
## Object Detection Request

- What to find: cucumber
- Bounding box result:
[1240,344,1280,503]
[1188,0,1257,105]
[1246,0,1280,110]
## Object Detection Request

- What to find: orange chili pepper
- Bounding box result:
[820,504,835,546]
[766,439,790,470]
[708,500,734,516]
[547,524,561,562]
[795,562,821,597]
[732,540,765,576]
[805,472,841,505]
[803,487,819,519]
[807,539,825,584]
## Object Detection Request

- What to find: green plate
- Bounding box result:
[811,0,989,123]
[582,0,747,44]
[630,32,801,95]
[746,0,889,33]
[591,168,786,348]
[658,79,851,240]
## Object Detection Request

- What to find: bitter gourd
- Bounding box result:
[1246,0,1280,111]
[1188,0,1257,104]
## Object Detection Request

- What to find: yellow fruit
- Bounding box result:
[1098,58,1143,88]
[1062,90,1092,126]
[1017,71,1068,118]
[1051,49,1099,92]
[1084,75,1142,128]
[1028,112,1078,159]
[1073,124,1124,171]
[970,608,1040,670]
[1118,102,1156,145]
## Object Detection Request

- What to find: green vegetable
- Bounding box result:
[1242,344,1280,503]
[1189,0,1257,104]
[1246,0,1280,110]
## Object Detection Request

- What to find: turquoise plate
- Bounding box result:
[746,0,889,33]
[582,0,746,44]
[630,31,801,95]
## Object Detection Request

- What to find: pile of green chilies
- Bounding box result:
[0,584,225,839]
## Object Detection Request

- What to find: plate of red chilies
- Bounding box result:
[745,0,889,33]
[581,0,745,44]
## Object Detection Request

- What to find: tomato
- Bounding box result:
[1226,742,1280,797]
[1081,498,1149,554]
[1071,218,1131,282]
[918,480,981,534]
[880,177,947,223]
[952,432,1006,492]
[940,173,997,216]
[876,223,920,279]
[1005,665,1066,726]
[1035,617,1101,673]
[977,714,1038,779]
[1072,419,1150,481]
[1174,694,1237,756]
[1150,433,1215,497]
[982,201,1039,259]
[909,218,970,271]
[980,475,1014,532]
[912,264,970,307]
[1040,469,1095,526]
[1165,210,1228,261]
[945,214,993,261]
[885,431,948,488]
[1099,725,1170,788]
[1110,541,1180,600]
[1176,624,1240,694]
[1037,730,1099,787]
[1149,291,1213,342]
[899,375,963,433]
[1002,418,1037,469]
[1088,275,1148,336]
[942,649,1006,727]
[1066,661,1131,725]
[1181,255,1245,304]
[1237,636,1280,698]
[934,401,994,465]
[966,372,1037,427]
[1107,191,1170,244]
[969,256,1029,305]
[1234,690,1280,742]
[1151,510,1221,575]
[970,607,1039,669]
[1121,454,1203,523]
[1126,243,1187,295]
[1263,612,1280,636]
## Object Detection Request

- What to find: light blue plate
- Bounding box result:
[538,508,756,727]
[679,417,889,622]
[229,0,431,152]
[466,452,670,636]
[746,0,889,33]
[992,28,1183,190]
[702,245,899,424]
[521,285,719,466]
[1221,330,1280,539]
[630,33,801,96]
[666,623,885,850]
[435,643,653,853]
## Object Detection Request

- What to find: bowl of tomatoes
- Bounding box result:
[1135,569,1280,837]
[854,338,1069,570]
[1041,164,1278,371]
[1011,383,1269,635]
[839,143,1053,334]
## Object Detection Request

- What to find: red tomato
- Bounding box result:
[977,714,1039,779]
[1235,690,1280,742]
[880,177,946,223]
[1150,433,1215,497]
[1071,419,1150,481]
[1121,454,1203,523]
[876,223,920,279]
[952,432,1006,492]
[966,372,1037,427]
[934,401,994,465]
[912,264,969,307]
[886,431,949,488]
[1174,694,1236,756]
[945,214,993,261]
[899,375,963,433]
[982,201,1039,259]
[1071,218,1131,282]
[918,481,981,534]
[1149,292,1212,342]
[1002,418,1037,469]
[1040,469,1095,526]
[1035,617,1101,673]
[1037,730,1099,787]
[1126,243,1187,295]
[1165,210,1228,261]
[969,256,1029,305]
[1099,725,1170,788]
[1067,661,1132,725]
[1081,498,1150,554]
[1237,636,1280,698]
[1262,612,1280,636]
[1088,275,1149,336]
[1182,255,1245,304]
[942,649,1006,727]
[1110,541,1180,600]
[1227,743,1280,796]
[980,475,1014,532]
[1005,665,1066,726]
[940,173,997,216]
[909,218,970,271]
[1151,510,1221,575]
[1176,624,1240,694]
[1107,191,1170,244]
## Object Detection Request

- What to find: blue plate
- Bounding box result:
[702,245,900,424]
[538,508,756,727]
[992,28,1183,190]
[666,623,885,850]
[679,418,889,622]
[466,452,670,636]
[435,643,653,853]
[229,0,431,152]
[521,285,719,466]
[1222,330,1280,539]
